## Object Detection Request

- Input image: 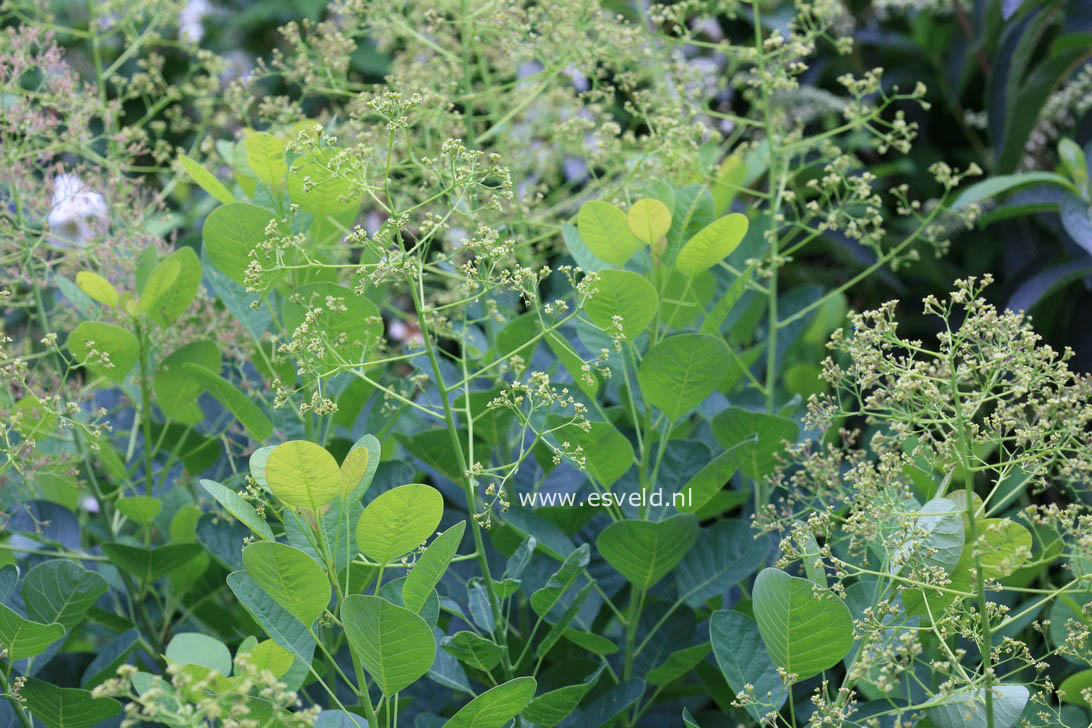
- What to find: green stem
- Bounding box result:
[0,670,33,728]
[137,322,155,495]
[949,359,994,728]
[622,587,645,681]
[407,276,510,679]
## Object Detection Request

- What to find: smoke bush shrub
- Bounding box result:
[1,1,1090,727]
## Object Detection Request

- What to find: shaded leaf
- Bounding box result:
[752,567,854,679]
[21,560,107,629]
[22,678,121,728]
[596,514,698,589]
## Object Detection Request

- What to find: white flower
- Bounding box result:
[47,173,108,248]
[179,0,212,44]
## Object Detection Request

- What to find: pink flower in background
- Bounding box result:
[47,173,107,248]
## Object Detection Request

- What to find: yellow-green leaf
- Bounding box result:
[576,201,644,266]
[116,496,162,524]
[356,484,444,564]
[75,272,118,306]
[627,198,672,245]
[245,133,287,188]
[676,213,749,276]
[179,153,235,204]
[264,440,343,510]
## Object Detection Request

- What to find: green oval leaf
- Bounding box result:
[927,684,1029,728]
[238,639,294,679]
[675,212,749,275]
[1059,668,1092,708]
[166,632,232,676]
[638,334,731,421]
[627,198,672,245]
[891,497,965,576]
[21,559,108,630]
[596,514,699,590]
[576,201,643,266]
[115,496,162,524]
[102,543,203,583]
[242,541,330,627]
[710,610,788,721]
[264,440,343,510]
[341,594,435,696]
[203,201,275,285]
[0,603,65,659]
[646,643,711,686]
[584,269,658,340]
[135,257,181,319]
[711,407,799,481]
[21,678,121,728]
[286,147,361,216]
[675,520,767,607]
[67,321,140,383]
[355,483,444,564]
[751,567,854,680]
[75,271,118,306]
[281,282,383,367]
[530,544,591,617]
[442,631,505,671]
[977,517,1033,578]
[150,246,202,326]
[522,667,602,727]
[245,132,288,188]
[154,340,221,425]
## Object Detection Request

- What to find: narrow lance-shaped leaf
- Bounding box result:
[181,363,273,441]
[178,152,235,204]
[201,479,274,541]
[403,521,466,613]
[442,676,537,728]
